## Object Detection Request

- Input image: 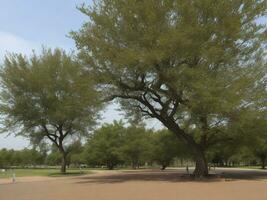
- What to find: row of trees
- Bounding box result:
[83,122,189,170]
[77,121,267,170]
[0,123,189,170]
[0,0,266,177]
[0,148,46,167]
[0,142,82,168]
[1,121,267,170]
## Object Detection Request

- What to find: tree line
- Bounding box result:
[1,121,267,170]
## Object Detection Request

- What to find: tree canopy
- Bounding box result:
[84,121,125,169]
[0,48,102,172]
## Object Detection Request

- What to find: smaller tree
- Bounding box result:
[121,126,152,169]
[228,104,267,169]
[67,140,85,167]
[254,144,267,169]
[0,149,10,168]
[46,151,62,166]
[0,48,102,173]
[152,130,188,170]
[84,121,125,169]
[250,118,267,169]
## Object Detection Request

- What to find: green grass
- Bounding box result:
[215,165,265,170]
[234,165,266,170]
[0,168,93,179]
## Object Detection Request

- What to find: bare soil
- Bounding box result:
[1,168,267,200]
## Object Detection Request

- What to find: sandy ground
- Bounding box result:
[1,168,267,200]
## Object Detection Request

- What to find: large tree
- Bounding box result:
[0,48,102,173]
[72,0,266,177]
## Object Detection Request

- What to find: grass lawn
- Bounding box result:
[0,168,93,179]
[218,165,266,170]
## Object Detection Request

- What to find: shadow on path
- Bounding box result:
[74,168,267,184]
[216,168,267,180]
[75,169,248,184]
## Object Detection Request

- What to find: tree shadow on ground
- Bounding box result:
[72,169,230,184]
[75,169,267,184]
[215,169,267,181]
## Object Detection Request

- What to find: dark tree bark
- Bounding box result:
[59,145,67,173]
[192,150,209,177]
[43,124,69,173]
[164,119,209,177]
[161,165,167,170]
[58,137,68,174]
[260,156,266,169]
[132,161,137,169]
[60,152,67,173]
[107,161,114,170]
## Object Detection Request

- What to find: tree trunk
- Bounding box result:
[60,152,67,173]
[182,140,209,177]
[107,161,114,170]
[261,157,266,169]
[108,165,114,170]
[58,142,67,174]
[193,151,209,177]
[180,158,184,167]
[161,165,167,170]
[132,161,137,169]
[164,119,209,177]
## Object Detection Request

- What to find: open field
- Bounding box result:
[1,168,267,200]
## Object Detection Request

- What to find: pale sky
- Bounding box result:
[0,0,127,149]
[0,0,162,149]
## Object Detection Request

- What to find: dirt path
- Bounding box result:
[1,169,267,200]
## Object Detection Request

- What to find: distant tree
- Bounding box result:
[84,121,125,169]
[72,0,266,177]
[67,140,85,166]
[152,130,189,170]
[121,126,152,169]
[0,148,45,168]
[0,48,102,173]
[254,143,267,169]
[247,113,267,169]
[241,112,267,169]
[219,90,266,168]
[46,151,62,166]
[0,149,12,167]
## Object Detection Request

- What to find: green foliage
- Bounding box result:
[67,140,85,166]
[231,108,267,168]
[120,126,153,168]
[72,0,267,176]
[84,121,125,169]
[0,48,101,137]
[83,122,190,169]
[46,151,62,166]
[0,148,46,168]
[152,129,189,168]
[0,48,103,172]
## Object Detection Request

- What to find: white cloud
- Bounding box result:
[0,31,38,62]
[0,135,30,150]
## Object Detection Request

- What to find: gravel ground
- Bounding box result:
[1,168,267,200]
